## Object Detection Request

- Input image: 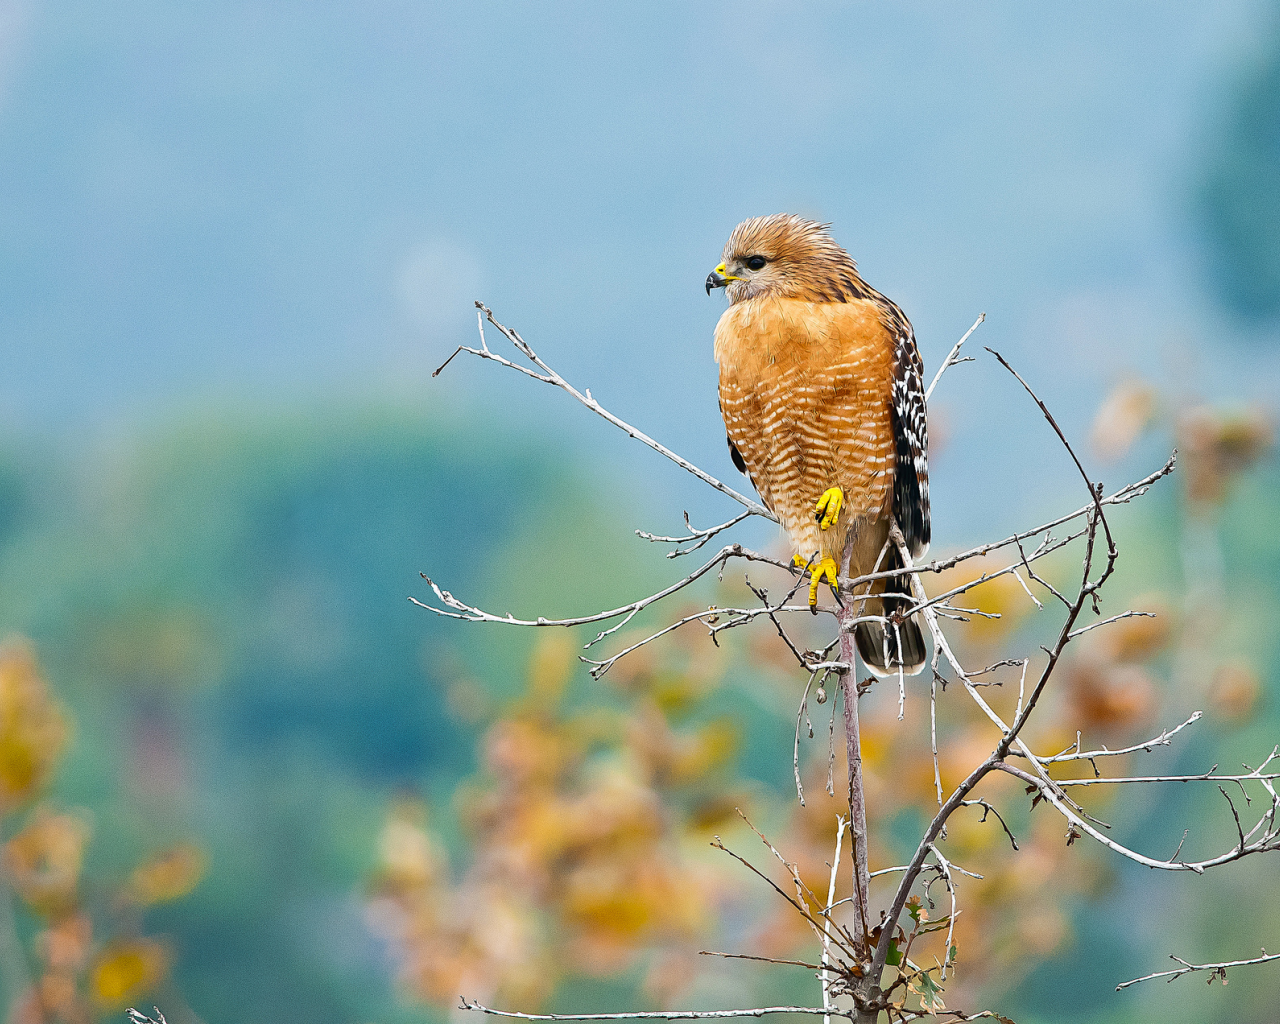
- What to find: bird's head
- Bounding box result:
[706,214,864,304]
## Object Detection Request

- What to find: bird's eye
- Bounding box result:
[745,255,767,271]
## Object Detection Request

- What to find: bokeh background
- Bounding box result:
[2,2,1279,1023]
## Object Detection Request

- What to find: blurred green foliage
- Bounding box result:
[0,407,671,1024]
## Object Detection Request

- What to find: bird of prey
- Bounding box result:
[706,214,929,677]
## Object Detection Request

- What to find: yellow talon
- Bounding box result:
[814,487,844,530]
[805,556,840,610]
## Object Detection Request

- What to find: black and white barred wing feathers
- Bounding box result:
[891,329,931,559]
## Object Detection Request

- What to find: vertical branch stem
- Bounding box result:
[838,650,880,1023]
[838,537,879,1024]
[837,618,871,950]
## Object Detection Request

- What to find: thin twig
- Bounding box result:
[1066,610,1156,641]
[1016,712,1204,763]
[1054,771,1280,788]
[438,305,776,519]
[960,799,1019,850]
[927,844,961,980]
[127,1011,170,1024]
[1116,950,1280,990]
[795,673,816,806]
[925,313,985,400]
[637,510,755,558]
[699,951,824,970]
[822,816,848,1024]
[459,1000,849,1021]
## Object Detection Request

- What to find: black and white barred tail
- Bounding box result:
[852,543,928,678]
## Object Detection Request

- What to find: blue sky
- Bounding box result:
[1,0,1275,539]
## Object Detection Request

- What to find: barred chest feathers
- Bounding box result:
[715,295,897,563]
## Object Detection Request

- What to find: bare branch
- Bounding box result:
[581,599,839,680]
[699,951,824,970]
[1116,949,1280,991]
[795,673,816,806]
[459,1000,849,1021]
[426,305,1271,1024]
[1067,610,1156,641]
[709,833,860,963]
[414,545,838,670]
[984,347,1115,572]
[999,761,1280,873]
[930,675,943,805]
[415,544,744,630]
[1018,712,1204,764]
[1054,770,1280,788]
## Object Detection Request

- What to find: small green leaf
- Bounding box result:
[918,971,945,1011]
[886,938,901,966]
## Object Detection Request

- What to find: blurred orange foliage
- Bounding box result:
[373,591,1158,1014]
[1090,381,1157,463]
[1179,406,1273,509]
[0,640,205,1024]
[368,633,738,1008]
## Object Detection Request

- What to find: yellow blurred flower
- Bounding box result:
[90,939,167,1008]
[0,643,70,812]
[484,716,578,788]
[374,800,442,895]
[371,638,738,1011]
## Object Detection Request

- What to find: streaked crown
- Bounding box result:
[717,214,869,304]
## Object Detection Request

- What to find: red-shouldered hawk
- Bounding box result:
[706,214,929,677]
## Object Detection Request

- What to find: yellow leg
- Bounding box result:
[814,487,843,530]
[795,554,840,609]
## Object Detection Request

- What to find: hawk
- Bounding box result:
[706,214,929,677]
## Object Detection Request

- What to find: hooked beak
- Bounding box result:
[705,262,739,295]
